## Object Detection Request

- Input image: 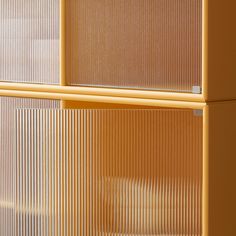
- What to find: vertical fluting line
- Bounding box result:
[60,0,66,86]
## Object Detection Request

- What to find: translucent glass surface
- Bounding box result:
[16,109,203,235]
[66,0,202,92]
[0,97,59,236]
[0,0,60,84]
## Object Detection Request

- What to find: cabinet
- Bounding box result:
[0,0,235,235]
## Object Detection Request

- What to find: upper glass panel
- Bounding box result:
[67,0,202,92]
[0,0,60,84]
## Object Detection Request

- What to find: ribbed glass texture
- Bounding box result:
[66,0,202,92]
[0,97,59,236]
[16,109,203,235]
[0,0,60,84]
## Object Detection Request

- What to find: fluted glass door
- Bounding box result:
[15,109,203,236]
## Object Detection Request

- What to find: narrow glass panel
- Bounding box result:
[16,109,203,235]
[66,0,202,92]
[0,0,60,84]
[0,97,59,236]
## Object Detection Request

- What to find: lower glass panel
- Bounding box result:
[0,97,59,236]
[16,109,203,235]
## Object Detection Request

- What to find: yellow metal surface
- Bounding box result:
[0,82,204,102]
[203,105,209,236]
[0,89,206,110]
[62,100,156,109]
[203,101,236,236]
[204,0,236,101]
[202,0,208,98]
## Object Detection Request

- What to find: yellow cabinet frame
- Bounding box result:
[0,0,235,235]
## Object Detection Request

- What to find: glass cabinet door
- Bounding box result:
[15,108,203,236]
[0,97,60,236]
[0,0,60,84]
[66,0,202,92]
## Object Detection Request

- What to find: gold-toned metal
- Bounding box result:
[202,0,208,99]
[203,0,236,101]
[203,105,209,236]
[62,100,159,109]
[0,82,204,102]
[203,101,236,236]
[0,89,206,109]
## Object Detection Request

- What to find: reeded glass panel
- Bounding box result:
[16,109,203,235]
[66,0,202,92]
[0,0,59,84]
[0,97,59,236]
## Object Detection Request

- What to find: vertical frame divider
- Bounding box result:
[203,105,209,236]
[60,0,67,109]
[202,102,236,236]
[60,0,66,87]
[202,0,208,100]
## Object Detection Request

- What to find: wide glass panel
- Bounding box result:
[0,97,59,236]
[66,0,202,92]
[16,109,203,235]
[0,0,59,84]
